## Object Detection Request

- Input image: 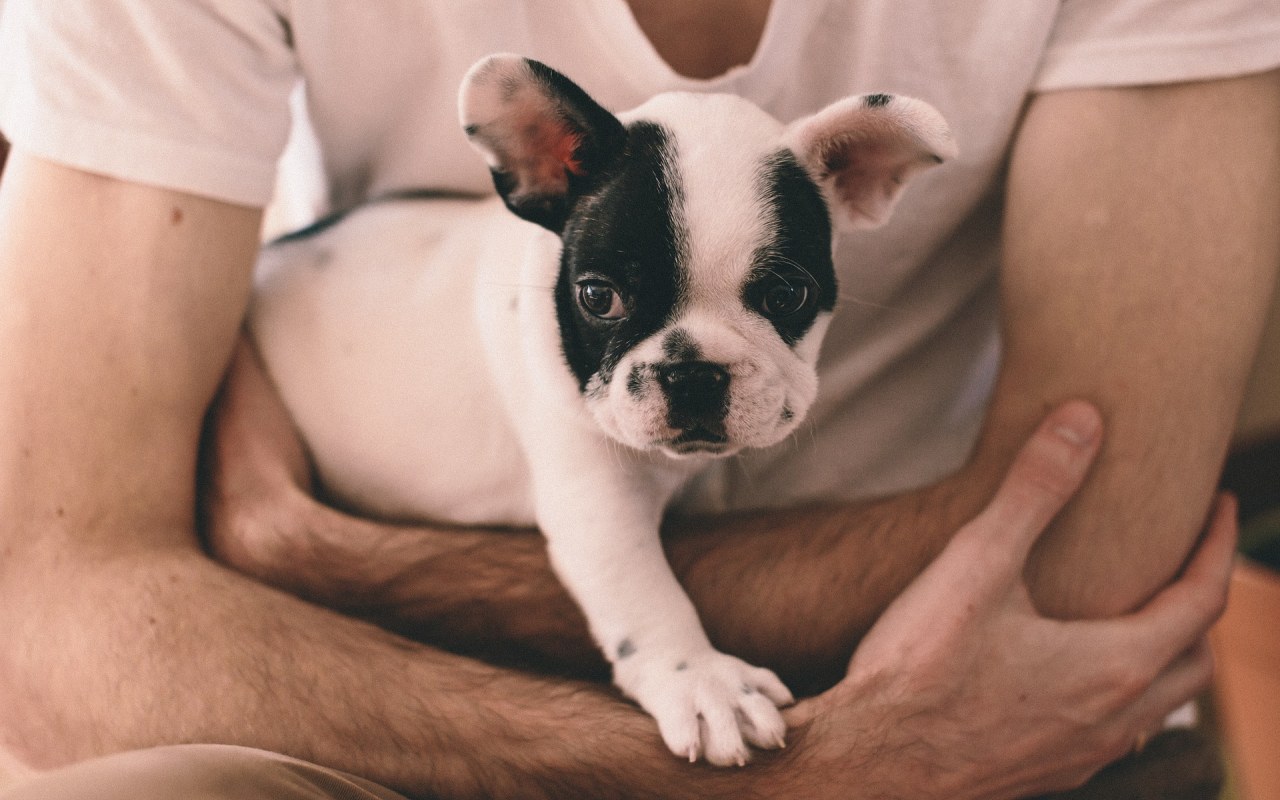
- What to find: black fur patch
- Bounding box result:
[555,122,685,391]
[864,93,892,108]
[662,328,701,362]
[744,151,837,345]
[626,364,647,398]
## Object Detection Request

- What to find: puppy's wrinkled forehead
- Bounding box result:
[633,93,825,293]
[554,94,836,390]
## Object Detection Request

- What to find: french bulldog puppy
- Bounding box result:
[250,54,955,766]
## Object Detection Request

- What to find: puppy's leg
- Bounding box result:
[531,448,792,766]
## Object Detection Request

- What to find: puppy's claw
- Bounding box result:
[623,650,790,766]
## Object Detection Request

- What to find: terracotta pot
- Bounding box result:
[1211,559,1280,800]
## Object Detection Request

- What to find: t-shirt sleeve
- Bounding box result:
[1034,0,1280,92]
[0,0,299,206]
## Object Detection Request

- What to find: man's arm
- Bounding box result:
[987,68,1280,617]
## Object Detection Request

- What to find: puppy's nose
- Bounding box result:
[658,362,731,439]
[658,361,730,402]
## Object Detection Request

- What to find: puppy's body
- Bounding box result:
[255,198,544,526]
[251,55,955,766]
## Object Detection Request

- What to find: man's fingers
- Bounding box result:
[963,400,1103,565]
[1180,492,1238,596]
[1109,638,1215,756]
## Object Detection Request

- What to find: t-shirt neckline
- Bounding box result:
[584,0,807,97]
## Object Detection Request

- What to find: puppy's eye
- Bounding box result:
[757,278,811,318]
[577,280,627,320]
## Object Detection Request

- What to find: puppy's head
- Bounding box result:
[461,55,955,459]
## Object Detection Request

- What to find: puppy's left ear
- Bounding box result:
[784,94,958,231]
[459,54,627,232]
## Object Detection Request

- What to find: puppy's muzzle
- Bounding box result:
[659,361,731,445]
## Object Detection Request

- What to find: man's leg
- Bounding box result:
[0,745,409,800]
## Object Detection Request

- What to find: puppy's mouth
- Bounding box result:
[663,426,734,456]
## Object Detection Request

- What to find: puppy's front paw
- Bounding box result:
[615,650,794,766]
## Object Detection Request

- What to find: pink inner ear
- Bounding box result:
[786,95,955,230]
[550,129,585,176]
[824,137,911,220]
[503,104,586,197]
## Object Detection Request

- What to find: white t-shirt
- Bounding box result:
[2,1,1277,512]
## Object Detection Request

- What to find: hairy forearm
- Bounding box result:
[216,471,978,692]
[667,480,977,691]
[252,491,609,675]
[0,546,765,800]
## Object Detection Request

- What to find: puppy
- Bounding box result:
[250,54,955,766]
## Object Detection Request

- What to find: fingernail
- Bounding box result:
[1051,402,1102,447]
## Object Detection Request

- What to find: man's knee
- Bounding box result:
[0,744,408,800]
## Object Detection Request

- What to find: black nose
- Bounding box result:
[658,361,730,400]
[658,361,731,436]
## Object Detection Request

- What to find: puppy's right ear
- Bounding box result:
[459,54,626,233]
[784,94,957,232]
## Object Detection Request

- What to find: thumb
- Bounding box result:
[960,401,1103,569]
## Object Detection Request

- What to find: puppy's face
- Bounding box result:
[555,103,834,457]
[460,56,956,459]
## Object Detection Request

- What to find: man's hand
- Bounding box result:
[772,403,1234,800]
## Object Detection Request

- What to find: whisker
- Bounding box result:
[607,436,624,469]
[723,454,756,500]
[768,254,820,288]
[759,251,901,312]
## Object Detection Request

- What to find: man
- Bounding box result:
[0,1,1275,798]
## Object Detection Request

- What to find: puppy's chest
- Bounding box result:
[251,198,552,526]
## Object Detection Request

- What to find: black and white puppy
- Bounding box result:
[250,54,955,766]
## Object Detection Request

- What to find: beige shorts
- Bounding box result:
[0,745,408,800]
